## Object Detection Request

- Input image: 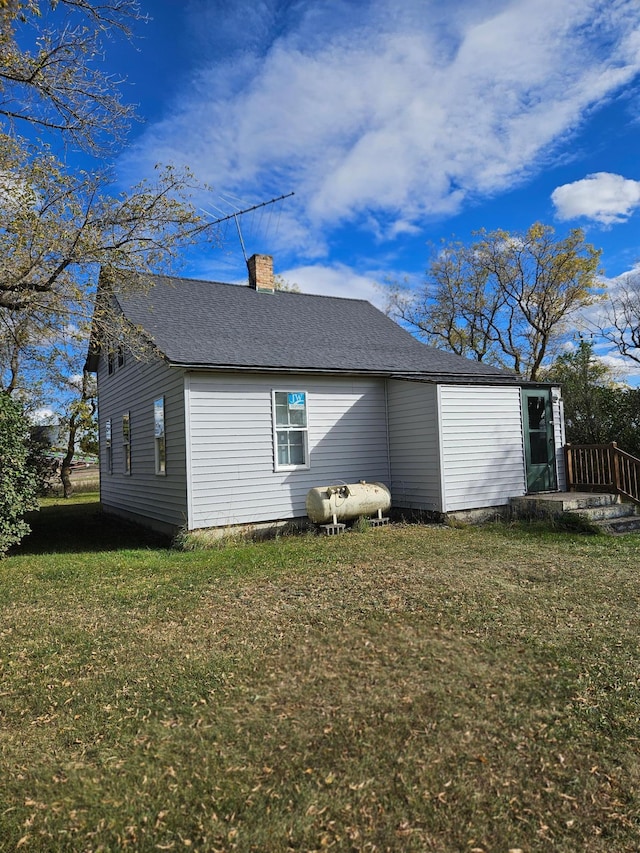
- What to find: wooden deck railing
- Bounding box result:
[565,443,640,505]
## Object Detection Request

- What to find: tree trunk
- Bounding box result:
[60,416,78,498]
[59,371,96,498]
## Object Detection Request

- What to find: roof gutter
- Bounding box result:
[166,362,517,381]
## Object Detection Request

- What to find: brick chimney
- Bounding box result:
[247,254,274,292]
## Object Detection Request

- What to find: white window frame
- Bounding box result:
[154,396,166,476]
[122,412,131,475]
[271,390,310,471]
[105,418,113,474]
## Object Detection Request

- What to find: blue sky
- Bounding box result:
[105,1,640,377]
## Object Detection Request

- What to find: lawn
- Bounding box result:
[1,496,639,851]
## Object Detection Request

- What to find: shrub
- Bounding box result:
[0,393,39,555]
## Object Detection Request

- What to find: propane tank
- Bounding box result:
[306,481,391,524]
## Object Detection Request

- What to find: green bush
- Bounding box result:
[0,393,39,556]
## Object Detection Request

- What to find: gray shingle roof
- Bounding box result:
[111,272,517,380]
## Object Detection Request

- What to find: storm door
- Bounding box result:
[522,389,557,493]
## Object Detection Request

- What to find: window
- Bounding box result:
[154,397,166,475]
[122,412,131,474]
[272,390,309,470]
[107,343,125,375]
[105,419,113,474]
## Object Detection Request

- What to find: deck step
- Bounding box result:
[577,502,639,522]
[595,515,640,535]
[510,492,640,535]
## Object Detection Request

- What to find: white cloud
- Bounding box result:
[121,0,640,252]
[186,251,391,309]
[596,352,640,382]
[280,263,388,309]
[552,173,640,224]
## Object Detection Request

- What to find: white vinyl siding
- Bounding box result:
[438,385,526,512]
[387,379,443,512]
[552,386,566,490]
[97,351,188,532]
[185,373,389,529]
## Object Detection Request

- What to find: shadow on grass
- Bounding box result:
[15,498,171,555]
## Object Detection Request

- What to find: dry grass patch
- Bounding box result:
[1,500,639,850]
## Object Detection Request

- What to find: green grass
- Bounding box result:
[1,496,640,851]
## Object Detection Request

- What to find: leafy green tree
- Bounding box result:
[389,223,602,380]
[273,274,300,292]
[594,385,640,459]
[544,341,640,457]
[0,392,38,556]
[543,341,616,444]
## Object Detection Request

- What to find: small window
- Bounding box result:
[107,343,125,374]
[105,418,113,474]
[154,397,166,475]
[122,412,131,474]
[272,390,309,470]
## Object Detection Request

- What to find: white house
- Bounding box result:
[85,255,565,535]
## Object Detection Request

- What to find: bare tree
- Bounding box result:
[0,0,144,152]
[388,223,602,380]
[0,136,215,313]
[597,271,640,366]
[0,1,220,507]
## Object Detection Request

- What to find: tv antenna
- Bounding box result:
[202,191,295,263]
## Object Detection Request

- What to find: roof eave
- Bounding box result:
[164,361,519,381]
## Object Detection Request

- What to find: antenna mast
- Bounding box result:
[204,191,295,263]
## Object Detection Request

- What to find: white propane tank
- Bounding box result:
[306,481,391,524]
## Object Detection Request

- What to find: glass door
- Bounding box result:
[522,389,557,493]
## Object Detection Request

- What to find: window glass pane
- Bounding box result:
[275,392,289,426]
[156,436,166,474]
[287,392,307,426]
[288,431,305,465]
[274,391,307,427]
[154,398,165,437]
[277,429,305,466]
[277,433,292,464]
[154,398,166,474]
[528,396,546,430]
[289,407,306,427]
[530,432,548,465]
[123,413,131,474]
